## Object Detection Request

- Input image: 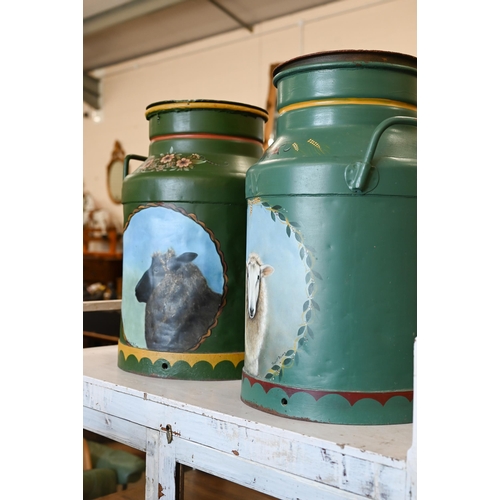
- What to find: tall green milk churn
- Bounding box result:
[241,51,417,424]
[118,100,268,380]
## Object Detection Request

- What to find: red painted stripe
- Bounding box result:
[150,133,264,146]
[242,372,413,406]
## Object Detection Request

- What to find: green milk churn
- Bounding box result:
[118,100,268,380]
[240,50,417,424]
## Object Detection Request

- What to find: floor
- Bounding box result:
[100,469,277,499]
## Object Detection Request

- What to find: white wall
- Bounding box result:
[83,0,416,229]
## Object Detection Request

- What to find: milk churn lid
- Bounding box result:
[273,50,417,80]
[145,99,268,121]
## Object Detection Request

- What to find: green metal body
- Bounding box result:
[240,51,417,424]
[118,100,267,380]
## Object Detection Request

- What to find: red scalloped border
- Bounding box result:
[242,372,413,406]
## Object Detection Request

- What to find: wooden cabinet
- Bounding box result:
[83,254,122,294]
[83,226,123,297]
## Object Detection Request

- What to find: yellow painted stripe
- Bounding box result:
[278,98,417,115]
[146,101,268,120]
[119,343,244,368]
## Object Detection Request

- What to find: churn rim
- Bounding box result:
[145,99,268,121]
[273,49,417,83]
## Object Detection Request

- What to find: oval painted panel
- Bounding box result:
[122,204,225,351]
[245,201,310,379]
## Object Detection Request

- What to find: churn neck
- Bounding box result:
[145,100,268,145]
[272,50,417,113]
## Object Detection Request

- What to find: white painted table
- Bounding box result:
[83,345,415,500]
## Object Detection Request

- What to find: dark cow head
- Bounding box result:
[135,249,198,303]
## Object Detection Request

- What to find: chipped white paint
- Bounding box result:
[406,339,417,499]
[83,345,416,499]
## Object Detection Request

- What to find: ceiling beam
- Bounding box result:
[83,73,100,109]
[207,0,253,32]
[83,0,189,36]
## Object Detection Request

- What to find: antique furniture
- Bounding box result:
[83,342,417,499]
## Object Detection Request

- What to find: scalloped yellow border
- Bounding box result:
[119,342,244,368]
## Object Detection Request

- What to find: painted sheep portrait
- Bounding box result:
[135,248,222,352]
[244,252,274,376]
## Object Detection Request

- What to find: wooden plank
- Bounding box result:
[158,429,177,500]
[83,299,122,312]
[175,440,367,500]
[83,331,119,342]
[168,408,406,498]
[145,428,160,500]
[83,406,147,452]
[405,339,417,499]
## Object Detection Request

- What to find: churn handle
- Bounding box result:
[346,115,417,194]
[123,154,148,178]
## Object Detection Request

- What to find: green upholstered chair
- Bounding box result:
[83,439,145,500]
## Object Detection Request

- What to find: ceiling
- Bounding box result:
[83,0,338,108]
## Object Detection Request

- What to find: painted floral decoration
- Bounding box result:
[176,157,192,169]
[139,148,206,172]
[160,154,175,164]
